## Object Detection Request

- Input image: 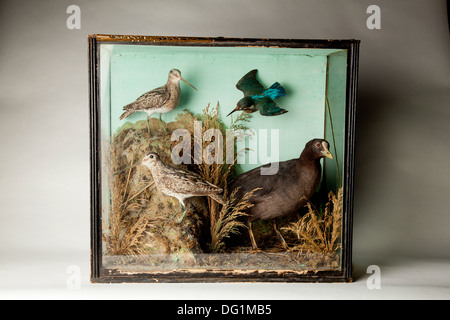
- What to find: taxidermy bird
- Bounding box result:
[141,152,225,222]
[120,69,197,133]
[228,139,333,250]
[227,69,287,117]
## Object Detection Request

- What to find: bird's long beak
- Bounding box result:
[181,77,198,91]
[226,108,238,117]
[322,141,334,159]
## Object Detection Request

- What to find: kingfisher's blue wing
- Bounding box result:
[257,97,288,116]
[236,69,265,97]
[261,82,286,100]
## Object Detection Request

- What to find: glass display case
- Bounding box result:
[89,35,359,282]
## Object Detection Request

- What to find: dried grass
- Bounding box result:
[193,103,254,252]
[103,103,253,256]
[282,187,343,253]
[102,140,153,256]
[209,188,261,252]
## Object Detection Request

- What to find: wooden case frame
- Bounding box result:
[89,35,359,283]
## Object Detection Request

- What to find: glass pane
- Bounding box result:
[98,43,347,274]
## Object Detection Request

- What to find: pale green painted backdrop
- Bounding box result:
[101,44,346,177]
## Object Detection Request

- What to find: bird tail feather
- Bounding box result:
[119,109,136,120]
[266,82,286,100]
[209,193,226,205]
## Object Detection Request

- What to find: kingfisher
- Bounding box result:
[227,69,287,117]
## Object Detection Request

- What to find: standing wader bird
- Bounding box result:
[141,152,225,223]
[120,69,197,134]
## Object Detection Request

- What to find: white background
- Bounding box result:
[0,0,449,299]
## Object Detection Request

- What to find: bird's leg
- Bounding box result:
[178,206,188,223]
[171,204,183,219]
[248,221,259,250]
[146,116,151,136]
[273,219,288,250]
[177,199,191,223]
[158,113,167,132]
[171,199,189,223]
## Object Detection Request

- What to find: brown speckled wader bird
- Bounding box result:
[141,152,225,222]
[120,69,197,133]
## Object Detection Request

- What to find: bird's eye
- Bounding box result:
[149,155,154,159]
[315,142,321,148]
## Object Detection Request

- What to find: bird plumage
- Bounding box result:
[120,86,172,120]
[141,152,225,210]
[227,69,287,117]
[228,139,333,249]
[236,69,265,97]
[119,69,196,132]
[251,82,286,101]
